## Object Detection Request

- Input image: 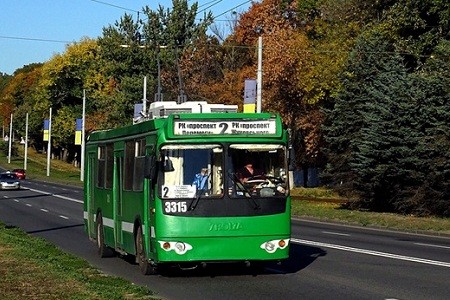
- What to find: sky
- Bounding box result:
[0,0,253,75]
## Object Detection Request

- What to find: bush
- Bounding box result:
[0,140,19,157]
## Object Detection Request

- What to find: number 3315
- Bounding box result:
[164,201,187,213]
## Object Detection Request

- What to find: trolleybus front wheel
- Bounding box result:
[96,213,114,257]
[136,225,157,275]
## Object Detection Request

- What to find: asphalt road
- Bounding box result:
[0,179,449,300]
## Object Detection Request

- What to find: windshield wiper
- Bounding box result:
[188,173,211,211]
[228,171,260,210]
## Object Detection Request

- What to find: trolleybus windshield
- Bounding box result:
[159,143,288,200]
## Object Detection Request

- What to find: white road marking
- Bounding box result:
[414,242,450,250]
[322,231,350,236]
[59,215,69,220]
[292,238,450,268]
[24,187,83,204]
[14,199,19,202]
[26,203,32,207]
[40,209,49,213]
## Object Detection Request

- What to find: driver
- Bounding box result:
[238,160,264,183]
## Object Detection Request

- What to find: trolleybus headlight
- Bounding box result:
[265,241,276,253]
[260,239,290,253]
[159,241,193,255]
[175,242,186,253]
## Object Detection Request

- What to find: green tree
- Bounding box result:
[141,0,213,102]
[323,30,421,212]
[34,39,98,158]
[408,40,450,216]
[382,0,450,70]
[0,64,43,149]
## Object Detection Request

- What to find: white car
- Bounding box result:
[0,172,21,190]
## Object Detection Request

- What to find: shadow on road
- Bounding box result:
[26,223,84,234]
[130,242,328,278]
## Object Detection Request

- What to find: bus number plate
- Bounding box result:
[164,201,187,213]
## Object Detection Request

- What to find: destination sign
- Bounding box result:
[173,119,277,135]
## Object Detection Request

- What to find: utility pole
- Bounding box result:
[24,113,28,170]
[46,108,52,177]
[143,76,147,114]
[174,46,187,104]
[155,46,166,102]
[256,36,263,113]
[80,90,86,181]
[8,114,12,164]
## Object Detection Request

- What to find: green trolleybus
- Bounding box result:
[83,101,291,274]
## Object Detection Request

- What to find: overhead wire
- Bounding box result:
[87,0,140,14]
[212,0,253,20]
[0,35,71,44]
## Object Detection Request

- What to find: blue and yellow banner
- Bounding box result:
[43,119,49,141]
[75,118,82,145]
[243,79,257,113]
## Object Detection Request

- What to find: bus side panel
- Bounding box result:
[84,146,114,248]
[96,187,115,247]
[120,190,144,254]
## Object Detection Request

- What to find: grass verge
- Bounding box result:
[0,223,158,299]
[0,147,83,187]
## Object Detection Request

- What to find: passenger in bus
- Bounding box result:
[192,168,209,190]
[238,160,264,183]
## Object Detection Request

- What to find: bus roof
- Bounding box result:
[87,112,284,143]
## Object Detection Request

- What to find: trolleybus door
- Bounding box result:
[87,153,96,237]
[114,152,124,247]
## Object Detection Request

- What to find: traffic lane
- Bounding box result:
[0,189,83,236]
[6,184,84,221]
[293,219,450,264]
[127,239,449,300]
[0,188,101,266]
[292,240,450,300]
[22,179,83,201]
[0,188,135,278]
[124,243,326,300]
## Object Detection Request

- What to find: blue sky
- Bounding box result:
[0,0,253,75]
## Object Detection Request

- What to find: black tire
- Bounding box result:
[136,225,156,275]
[96,213,114,257]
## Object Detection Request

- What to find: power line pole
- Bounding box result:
[46,107,52,177]
[8,113,12,164]
[256,36,263,113]
[24,113,28,170]
[80,90,86,181]
[174,46,187,104]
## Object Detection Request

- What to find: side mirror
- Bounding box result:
[163,156,175,172]
[144,156,156,180]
